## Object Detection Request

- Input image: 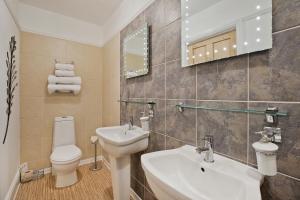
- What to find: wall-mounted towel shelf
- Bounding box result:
[176,103,288,117]
[118,99,156,105]
[55,59,74,64]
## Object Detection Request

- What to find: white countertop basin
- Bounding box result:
[142,145,264,200]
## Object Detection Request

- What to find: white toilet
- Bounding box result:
[50,116,82,188]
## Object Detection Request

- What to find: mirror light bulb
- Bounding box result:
[256,16,261,21]
[244,41,248,46]
[256,5,261,10]
[256,27,261,31]
[256,38,261,43]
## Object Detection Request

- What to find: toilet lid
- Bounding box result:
[51,145,82,163]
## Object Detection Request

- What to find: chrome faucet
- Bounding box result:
[128,116,134,130]
[196,135,214,163]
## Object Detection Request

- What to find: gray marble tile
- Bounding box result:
[164,0,181,25]
[273,0,300,32]
[165,19,181,62]
[197,55,248,101]
[145,0,165,33]
[147,99,166,134]
[126,77,145,99]
[146,132,166,153]
[166,60,196,99]
[248,102,300,179]
[145,64,165,99]
[261,173,300,200]
[150,30,166,66]
[131,176,144,199]
[197,101,248,162]
[196,61,219,100]
[131,151,145,184]
[249,28,300,101]
[166,136,188,149]
[166,100,197,145]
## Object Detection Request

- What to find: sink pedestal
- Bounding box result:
[110,155,130,200]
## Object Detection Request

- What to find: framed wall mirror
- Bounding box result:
[123,24,149,78]
[181,0,272,67]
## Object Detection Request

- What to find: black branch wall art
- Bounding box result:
[3,36,18,144]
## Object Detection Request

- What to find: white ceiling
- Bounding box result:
[19,0,123,26]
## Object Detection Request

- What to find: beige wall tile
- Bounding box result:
[20,32,103,168]
[103,33,120,126]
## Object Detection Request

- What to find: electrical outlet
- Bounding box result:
[20,162,28,173]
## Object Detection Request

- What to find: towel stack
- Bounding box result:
[48,63,81,95]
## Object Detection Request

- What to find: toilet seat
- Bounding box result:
[51,145,82,164]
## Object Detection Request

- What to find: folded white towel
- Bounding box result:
[55,63,74,71]
[55,70,75,77]
[48,75,81,85]
[48,84,81,95]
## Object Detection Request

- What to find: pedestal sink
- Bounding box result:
[142,145,264,200]
[96,125,149,200]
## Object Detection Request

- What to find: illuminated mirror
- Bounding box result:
[181,0,272,67]
[123,24,149,78]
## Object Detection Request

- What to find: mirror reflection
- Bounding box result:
[181,0,272,67]
[123,24,149,78]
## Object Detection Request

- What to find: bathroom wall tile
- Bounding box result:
[165,19,181,62]
[131,151,145,184]
[196,61,219,100]
[131,177,144,199]
[20,74,47,98]
[166,60,196,99]
[150,30,165,66]
[144,188,158,200]
[273,0,300,32]
[164,0,181,25]
[126,102,145,126]
[146,132,166,153]
[145,0,165,33]
[20,53,53,79]
[200,55,248,101]
[261,174,300,200]
[249,27,300,101]
[20,32,103,168]
[148,99,166,134]
[21,137,42,165]
[21,97,44,119]
[166,136,188,150]
[21,32,67,58]
[145,64,165,99]
[166,100,196,145]
[248,102,300,179]
[126,77,145,99]
[197,101,248,162]
[21,117,43,139]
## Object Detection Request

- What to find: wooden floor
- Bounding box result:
[15,164,114,200]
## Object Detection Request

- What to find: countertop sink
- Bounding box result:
[141,145,264,200]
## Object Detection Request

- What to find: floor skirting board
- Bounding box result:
[4,169,20,200]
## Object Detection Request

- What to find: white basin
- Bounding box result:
[96,125,149,200]
[97,125,149,158]
[142,145,264,200]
